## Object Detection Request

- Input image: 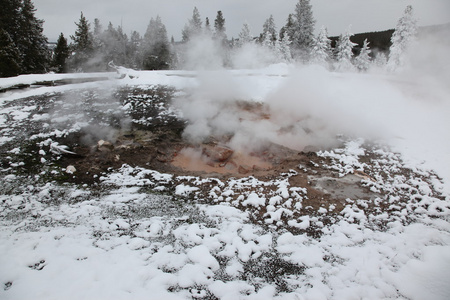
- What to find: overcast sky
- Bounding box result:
[33,0,450,42]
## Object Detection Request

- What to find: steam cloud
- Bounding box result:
[50,82,131,146]
[174,30,450,184]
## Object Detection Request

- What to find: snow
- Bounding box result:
[1,167,449,299]
[175,184,200,196]
[242,192,266,207]
[394,245,450,300]
[1,63,450,299]
[0,72,115,91]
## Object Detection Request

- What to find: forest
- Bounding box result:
[1,0,424,77]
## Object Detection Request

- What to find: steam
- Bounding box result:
[49,82,131,146]
[174,29,450,185]
[175,66,397,152]
[231,43,281,69]
[180,36,226,70]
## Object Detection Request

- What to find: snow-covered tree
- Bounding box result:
[277,34,292,62]
[214,11,227,42]
[387,5,417,71]
[354,39,371,72]
[310,26,331,66]
[334,27,357,71]
[52,33,70,73]
[258,32,278,64]
[103,23,129,67]
[262,31,274,50]
[260,15,277,43]
[181,7,202,42]
[70,12,94,71]
[292,0,316,58]
[373,51,388,68]
[280,14,296,41]
[190,7,202,29]
[237,22,253,47]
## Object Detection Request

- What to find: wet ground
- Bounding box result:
[1,84,444,233]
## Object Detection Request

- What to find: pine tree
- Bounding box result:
[129,31,142,69]
[237,22,253,47]
[142,16,171,70]
[387,5,417,71]
[260,15,277,43]
[181,7,202,42]
[204,17,212,36]
[70,12,94,71]
[258,32,276,64]
[230,37,236,48]
[292,0,316,58]
[0,0,22,45]
[373,52,387,68]
[278,34,292,62]
[1,0,51,75]
[310,26,331,66]
[0,29,21,77]
[191,7,202,31]
[335,27,357,71]
[214,11,227,41]
[262,32,274,50]
[280,14,296,41]
[92,18,103,51]
[52,33,69,73]
[104,24,128,67]
[354,39,371,72]
[93,19,102,37]
[16,0,49,74]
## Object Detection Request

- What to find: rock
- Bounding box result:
[353,170,375,181]
[156,155,167,163]
[202,145,234,162]
[206,160,219,167]
[238,165,251,174]
[224,160,238,171]
[66,165,76,174]
[97,140,114,152]
[252,164,267,172]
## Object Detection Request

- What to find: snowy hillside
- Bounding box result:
[1,65,449,300]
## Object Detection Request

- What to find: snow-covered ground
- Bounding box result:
[1,64,449,299]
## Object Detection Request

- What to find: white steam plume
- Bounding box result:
[174,27,450,187]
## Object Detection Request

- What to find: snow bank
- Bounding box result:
[1,178,448,299]
[0,72,115,90]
